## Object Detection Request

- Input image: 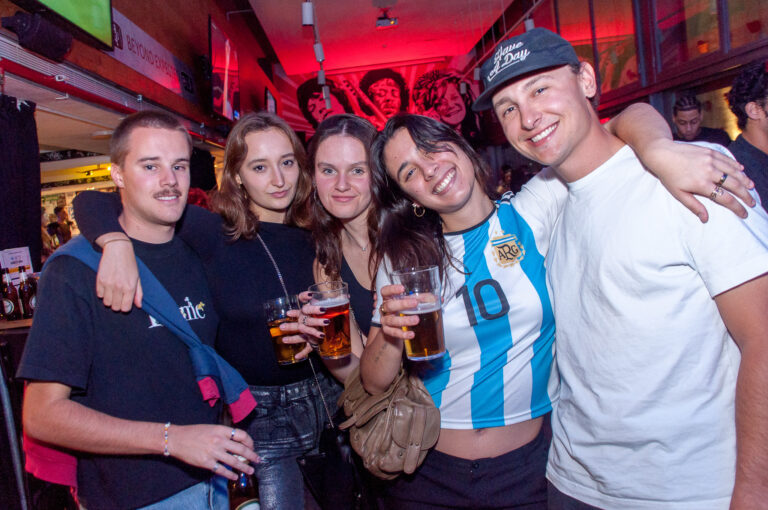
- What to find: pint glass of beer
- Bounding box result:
[308,281,351,359]
[263,295,307,365]
[391,265,445,361]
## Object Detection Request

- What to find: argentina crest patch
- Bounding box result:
[491,231,525,267]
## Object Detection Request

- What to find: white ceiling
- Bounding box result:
[249,0,514,76]
[4,73,123,154]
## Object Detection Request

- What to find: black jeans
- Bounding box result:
[378,424,550,509]
[245,370,342,510]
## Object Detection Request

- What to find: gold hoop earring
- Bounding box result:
[412,204,425,217]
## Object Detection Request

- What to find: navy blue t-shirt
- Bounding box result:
[17,237,221,510]
[730,134,768,211]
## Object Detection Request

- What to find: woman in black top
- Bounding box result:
[294,114,379,381]
[73,112,340,510]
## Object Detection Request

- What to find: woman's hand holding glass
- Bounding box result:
[378,284,420,343]
[278,291,326,360]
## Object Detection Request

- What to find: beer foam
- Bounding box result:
[401,302,441,314]
[311,296,349,307]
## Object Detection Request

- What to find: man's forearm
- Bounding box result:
[24,392,163,455]
[605,103,672,152]
[732,342,768,508]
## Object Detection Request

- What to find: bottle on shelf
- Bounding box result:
[17,266,37,319]
[1,267,22,321]
[228,455,260,510]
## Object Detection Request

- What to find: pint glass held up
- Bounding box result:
[309,280,351,359]
[263,295,307,365]
[391,265,445,361]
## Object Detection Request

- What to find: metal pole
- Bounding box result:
[0,357,28,510]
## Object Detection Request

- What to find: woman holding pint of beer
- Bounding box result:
[361,114,559,508]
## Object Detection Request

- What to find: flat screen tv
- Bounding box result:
[11,0,113,49]
[209,17,240,121]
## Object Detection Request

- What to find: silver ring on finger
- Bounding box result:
[212,462,221,472]
[230,428,236,440]
[717,172,728,186]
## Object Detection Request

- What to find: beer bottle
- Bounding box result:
[1,268,22,321]
[228,456,260,510]
[17,266,37,319]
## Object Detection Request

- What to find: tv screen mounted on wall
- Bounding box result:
[11,0,113,49]
[209,17,240,121]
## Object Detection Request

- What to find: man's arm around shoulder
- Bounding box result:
[714,274,768,509]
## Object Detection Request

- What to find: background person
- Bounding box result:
[672,92,731,146]
[727,59,768,209]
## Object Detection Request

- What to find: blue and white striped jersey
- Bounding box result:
[373,168,566,429]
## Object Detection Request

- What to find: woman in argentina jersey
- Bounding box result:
[359,113,751,509]
[361,114,564,509]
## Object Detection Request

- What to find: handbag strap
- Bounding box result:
[256,233,335,427]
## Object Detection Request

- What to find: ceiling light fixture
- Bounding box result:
[313,42,325,62]
[375,8,398,30]
[301,1,314,26]
[524,18,535,31]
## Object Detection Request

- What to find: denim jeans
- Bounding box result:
[79,477,228,510]
[245,369,342,510]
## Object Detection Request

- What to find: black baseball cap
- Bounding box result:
[472,28,580,112]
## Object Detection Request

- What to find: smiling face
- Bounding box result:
[435,82,467,127]
[491,63,598,176]
[382,128,489,231]
[314,135,372,224]
[236,128,299,223]
[111,127,190,243]
[369,78,402,116]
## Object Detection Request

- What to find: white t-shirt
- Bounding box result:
[546,144,768,509]
[373,168,567,429]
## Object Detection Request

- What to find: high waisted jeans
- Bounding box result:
[245,369,342,510]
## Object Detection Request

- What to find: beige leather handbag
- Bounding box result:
[338,365,441,480]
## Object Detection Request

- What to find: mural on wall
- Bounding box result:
[275,56,481,140]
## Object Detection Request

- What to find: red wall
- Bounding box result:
[0,0,279,124]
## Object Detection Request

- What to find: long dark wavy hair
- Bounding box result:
[302,114,379,280]
[370,114,496,279]
[211,112,311,240]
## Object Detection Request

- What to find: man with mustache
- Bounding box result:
[474,28,768,509]
[18,111,258,510]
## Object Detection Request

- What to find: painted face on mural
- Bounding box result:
[435,82,467,128]
[307,93,346,126]
[368,78,402,116]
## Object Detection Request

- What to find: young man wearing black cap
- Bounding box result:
[474,28,768,509]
